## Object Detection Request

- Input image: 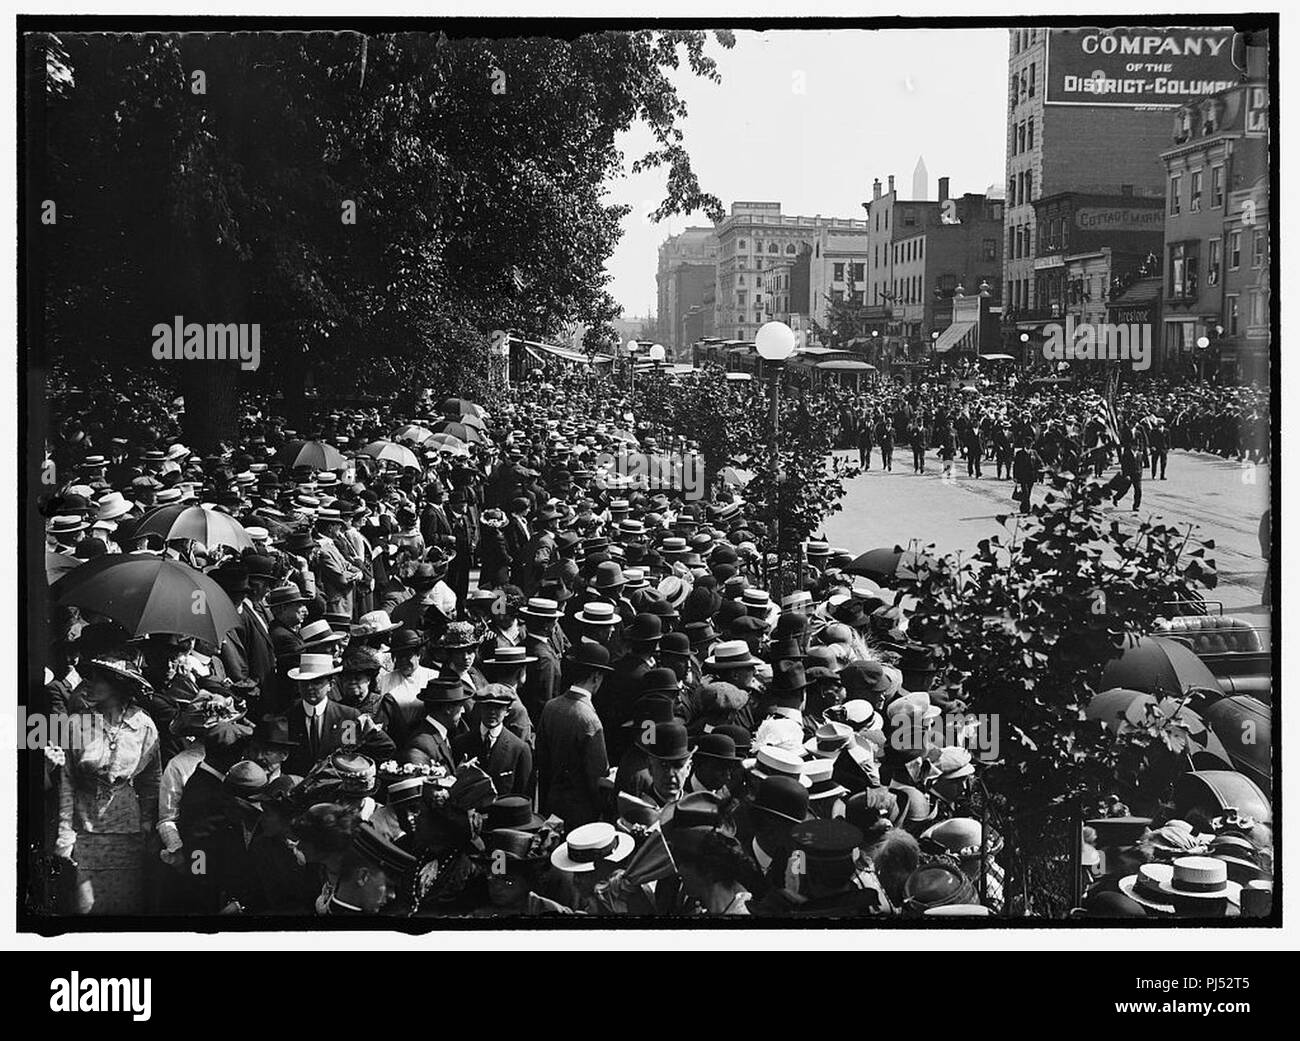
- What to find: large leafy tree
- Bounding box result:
[34,29,733,447]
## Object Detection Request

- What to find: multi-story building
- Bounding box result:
[866,177,1004,359]
[1161,71,1270,382]
[1028,192,1165,360]
[712,202,869,343]
[655,227,718,357]
[1002,26,1238,350]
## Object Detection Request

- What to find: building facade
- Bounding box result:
[1160,77,1270,381]
[655,227,718,356]
[1001,26,1239,352]
[712,202,868,343]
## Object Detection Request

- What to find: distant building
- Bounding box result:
[865,176,1004,360]
[655,228,718,356]
[712,202,869,344]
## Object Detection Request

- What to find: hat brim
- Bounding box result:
[550,831,635,873]
[351,621,400,637]
[704,657,762,669]
[1117,875,1177,913]
[287,666,342,680]
[483,655,539,668]
[574,613,618,627]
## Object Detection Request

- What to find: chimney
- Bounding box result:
[887,175,895,195]
[938,177,950,203]
[872,178,882,201]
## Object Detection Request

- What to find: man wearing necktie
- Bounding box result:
[453,683,532,796]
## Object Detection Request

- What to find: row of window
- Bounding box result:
[1169,231,1267,299]
[1009,278,1032,311]
[735,239,799,256]
[1010,224,1033,260]
[1168,165,1225,215]
[832,262,866,283]
[893,239,924,265]
[1008,169,1034,208]
[1010,61,1037,109]
[1012,28,1040,53]
[1011,117,1036,156]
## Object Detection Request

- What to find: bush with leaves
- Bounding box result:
[903,467,1217,814]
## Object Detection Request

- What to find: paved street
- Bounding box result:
[822,448,1270,619]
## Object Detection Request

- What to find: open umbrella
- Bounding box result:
[52,552,241,648]
[441,397,487,421]
[359,440,422,470]
[1099,636,1219,696]
[845,546,922,583]
[274,439,347,471]
[130,505,254,553]
[427,432,470,456]
[1085,687,1231,765]
[392,424,436,445]
[433,419,486,445]
[609,428,639,445]
[453,412,486,432]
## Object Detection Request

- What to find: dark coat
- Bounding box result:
[452,725,533,796]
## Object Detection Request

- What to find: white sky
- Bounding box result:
[605,27,1010,317]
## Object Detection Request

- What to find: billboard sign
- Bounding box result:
[1045,27,1239,108]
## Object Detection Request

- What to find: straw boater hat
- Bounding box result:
[550,822,634,873]
[287,652,342,681]
[351,610,399,638]
[744,745,813,788]
[703,639,762,670]
[574,601,619,627]
[1117,863,1178,914]
[1153,856,1242,904]
[519,596,564,620]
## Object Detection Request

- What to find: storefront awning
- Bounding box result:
[816,359,876,372]
[932,320,977,354]
[522,339,613,365]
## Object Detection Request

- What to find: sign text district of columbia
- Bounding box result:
[1045,28,1239,108]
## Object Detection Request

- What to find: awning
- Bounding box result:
[522,339,613,365]
[816,359,876,372]
[932,320,977,354]
[977,353,1015,361]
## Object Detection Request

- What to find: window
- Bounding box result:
[736,291,747,307]
[785,244,796,255]
[1169,175,1181,215]
[755,241,763,253]
[851,290,864,306]
[737,240,746,250]
[737,329,743,339]
[1169,241,1199,299]
[756,275,764,288]
[1211,165,1224,208]
[1027,117,1034,150]
[833,262,845,282]
[990,203,1003,222]
[1208,238,1221,284]
[768,243,779,254]
[1016,122,1025,154]
[1028,63,1035,96]
[1253,230,1266,268]
[1246,87,1267,131]
[1249,289,1266,327]
[1189,170,1202,212]
[737,275,745,286]
[1229,230,1241,269]
[983,237,997,261]
[1226,295,1239,335]
[851,263,865,281]
[831,290,844,303]
[1024,172,1032,203]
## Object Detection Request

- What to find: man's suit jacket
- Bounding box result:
[452,726,533,797]
[521,634,562,724]
[401,718,458,776]
[284,699,393,776]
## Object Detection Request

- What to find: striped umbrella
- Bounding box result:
[131,505,254,553]
[52,553,241,647]
[359,440,422,470]
[274,439,347,470]
[427,433,470,456]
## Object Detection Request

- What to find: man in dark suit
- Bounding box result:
[504,496,533,588]
[283,653,395,776]
[519,597,564,726]
[401,677,471,775]
[267,583,310,708]
[453,684,533,796]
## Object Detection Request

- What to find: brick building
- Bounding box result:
[655,227,718,357]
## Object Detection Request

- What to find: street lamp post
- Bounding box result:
[755,321,797,602]
[1019,331,1030,366]
[626,339,640,396]
[1196,335,1210,381]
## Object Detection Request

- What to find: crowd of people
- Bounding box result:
[32,360,1272,920]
